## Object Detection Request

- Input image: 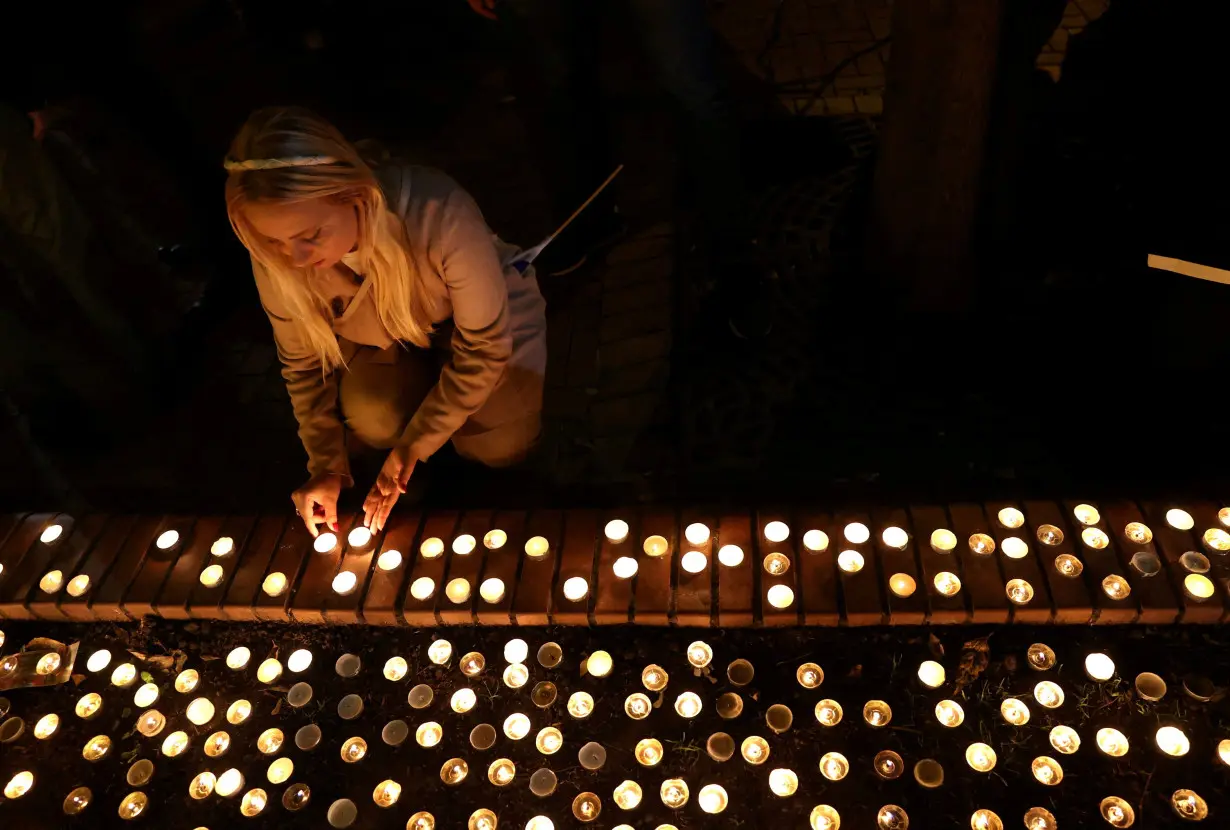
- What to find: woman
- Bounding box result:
[225,107,546,535]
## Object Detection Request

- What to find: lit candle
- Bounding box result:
[604,519,629,543]
[578,743,606,771]
[440,758,468,785]
[531,681,557,708]
[698,784,728,814]
[156,529,180,550]
[199,564,225,587]
[1002,537,1028,558]
[1054,554,1084,577]
[185,697,214,726]
[452,534,477,555]
[227,644,250,673]
[240,788,268,817]
[718,544,744,566]
[331,571,358,595]
[535,726,562,755]
[863,700,892,726]
[766,768,797,797]
[837,550,864,573]
[348,525,373,549]
[502,663,528,689]
[204,730,231,757]
[660,778,690,809]
[118,792,149,820]
[41,523,64,543]
[263,571,288,596]
[1184,573,1215,600]
[889,573,917,597]
[1005,578,1035,605]
[562,576,589,601]
[572,793,602,822]
[445,578,471,603]
[1102,574,1131,599]
[226,698,252,724]
[33,713,59,739]
[82,734,112,761]
[416,722,443,748]
[965,743,997,772]
[63,786,91,815]
[1031,756,1063,786]
[686,641,713,668]
[931,528,957,551]
[86,649,111,672]
[341,737,368,763]
[211,535,234,556]
[133,682,159,708]
[1155,725,1189,756]
[612,780,642,810]
[766,584,795,608]
[914,758,944,788]
[810,805,841,830]
[874,750,904,779]
[1024,807,1058,830]
[483,529,507,549]
[681,550,708,573]
[1221,507,1230,527]
[935,699,965,727]
[624,692,651,720]
[1082,527,1109,549]
[1085,652,1115,681]
[313,532,337,553]
[998,507,1025,528]
[1096,728,1129,757]
[877,805,910,830]
[706,732,735,761]
[40,570,64,593]
[918,660,946,688]
[409,577,435,600]
[1034,681,1064,709]
[644,535,670,557]
[763,552,791,575]
[283,784,312,812]
[386,655,411,678]
[1099,796,1135,828]
[716,692,744,719]
[612,556,638,578]
[1001,698,1030,725]
[1036,524,1064,545]
[642,664,669,691]
[1124,521,1152,543]
[111,662,137,687]
[216,768,244,797]
[1049,725,1080,754]
[136,710,165,737]
[1073,503,1100,525]
[451,688,477,713]
[766,704,793,734]
[1027,643,1056,670]
[567,692,594,719]
[969,533,995,555]
[803,529,829,552]
[537,641,563,668]
[189,772,216,799]
[479,578,505,603]
[426,639,452,665]
[257,658,282,683]
[636,738,664,766]
[586,650,613,677]
[3,771,32,799]
[819,753,849,781]
[372,779,401,807]
[529,769,557,797]
[766,521,791,542]
[934,571,962,596]
[685,522,711,545]
[257,728,284,754]
[675,691,702,718]
[525,535,550,558]
[814,699,843,726]
[1170,790,1208,821]
[740,735,770,765]
[376,549,402,571]
[971,810,1003,830]
[327,799,358,829]
[504,712,531,739]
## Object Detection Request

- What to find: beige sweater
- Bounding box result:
[252,165,548,483]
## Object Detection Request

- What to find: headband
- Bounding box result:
[223,155,339,171]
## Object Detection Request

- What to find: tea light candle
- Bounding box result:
[1184,571,1216,600]
[451,688,477,713]
[882,525,909,549]
[409,577,435,600]
[535,726,562,755]
[874,750,904,779]
[1001,698,1030,725]
[341,737,368,762]
[1027,643,1056,670]
[562,576,589,601]
[37,569,64,593]
[482,758,515,788]
[969,533,996,555]
[769,768,798,796]
[1221,507,1230,527]
[623,692,651,720]
[572,793,602,822]
[1099,797,1134,828]
[567,693,594,720]
[1025,808,1058,830]
[1171,790,1208,821]
[605,519,629,542]
[681,550,708,573]
[537,642,563,668]
[189,771,216,799]
[796,662,823,687]
[313,532,337,553]
[33,713,59,739]
[918,660,946,688]
[503,663,529,688]
[216,768,244,797]
[889,573,917,597]
[644,535,670,557]
[971,810,1003,830]
[935,699,965,727]
[1218,739,1230,766]
[1102,574,1131,599]
[819,753,849,781]
[327,799,358,829]
[766,520,791,542]
[86,649,111,672]
[965,743,996,772]
[63,786,91,815]
[263,571,288,596]
[1006,578,1034,604]
[1083,527,1110,549]
[706,732,735,761]
[127,761,152,789]
[136,709,165,737]
[642,664,669,691]
[283,783,312,812]
[1085,653,1116,682]
[611,556,639,578]
[427,639,452,665]
[288,682,313,708]
[199,564,224,586]
[526,536,550,557]
[239,788,269,817]
[133,682,159,708]
[226,698,252,724]
[766,703,793,734]
[1096,728,1129,757]
[1123,521,1152,543]
[111,662,137,687]
[1030,756,1063,786]
[716,692,744,719]
[504,712,531,739]
[82,734,112,761]
[1073,503,1101,525]
[718,544,744,566]
[877,805,910,830]
[257,658,282,683]
[416,722,443,748]
[3,774,34,804]
[661,778,690,809]
[863,700,892,726]
[204,730,231,757]
[376,549,402,570]
[578,742,606,770]
[373,779,401,806]
[814,699,843,726]
[1049,725,1080,754]
[686,641,713,669]
[1034,681,1064,708]
[468,723,495,750]
[674,691,702,718]
[1156,726,1189,756]
[118,792,149,820]
[452,534,477,555]
[837,550,864,573]
[635,738,664,766]
[331,571,358,595]
[586,650,613,677]
[268,758,293,784]
[386,655,410,678]
[931,528,957,551]
[766,584,794,608]
[810,805,841,830]
[727,659,755,686]
[763,552,790,575]
[684,522,710,545]
[156,529,181,550]
[186,697,214,725]
[998,507,1025,528]
[740,735,770,765]
[1055,554,1084,577]
[529,768,557,797]
[1036,523,1064,545]
[698,784,728,814]
[257,728,284,754]
[934,571,962,596]
[531,681,557,708]
[479,578,505,603]
[338,693,363,720]
[445,578,471,603]
[348,525,372,549]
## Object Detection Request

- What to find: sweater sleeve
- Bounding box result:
[253,260,352,485]
[399,186,513,461]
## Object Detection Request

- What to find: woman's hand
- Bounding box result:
[363,446,417,533]
[291,473,343,536]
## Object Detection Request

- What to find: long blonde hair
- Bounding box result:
[225,106,430,371]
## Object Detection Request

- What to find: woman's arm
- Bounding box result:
[398,186,513,461]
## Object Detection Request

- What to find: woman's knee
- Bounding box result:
[452,414,541,468]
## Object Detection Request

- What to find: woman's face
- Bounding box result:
[244,195,359,270]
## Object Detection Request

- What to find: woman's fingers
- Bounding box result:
[374,490,399,534]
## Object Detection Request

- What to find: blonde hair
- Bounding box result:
[225,106,430,372]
